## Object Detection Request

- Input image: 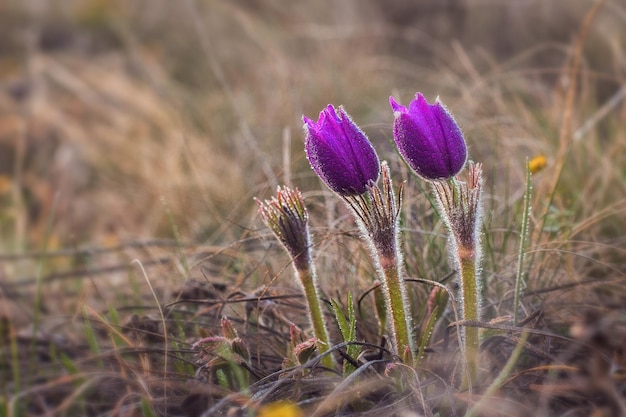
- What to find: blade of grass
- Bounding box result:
[30,193,60,385]
[416,305,439,363]
[107,305,127,348]
[6,320,20,413]
[464,330,529,417]
[132,260,168,399]
[331,293,360,375]
[140,397,157,417]
[81,307,104,369]
[160,197,198,375]
[58,352,81,375]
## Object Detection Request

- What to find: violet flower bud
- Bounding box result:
[304,105,380,196]
[390,93,467,181]
[256,187,334,369]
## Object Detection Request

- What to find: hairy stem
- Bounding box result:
[513,162,532,325]
[378,251,413,364]
[296,267,334,369]
[459,249,479,385]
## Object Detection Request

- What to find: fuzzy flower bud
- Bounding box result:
[390,93,467,180]
[256,187,334,369]
[304,105,380,196]
[255,186,311,270]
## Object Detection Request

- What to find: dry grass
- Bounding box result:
[0,0,625,416]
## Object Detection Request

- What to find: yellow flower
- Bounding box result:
[257,401,303,417]
[528,155,547,174]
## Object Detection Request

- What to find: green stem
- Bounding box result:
[378,253,413,364]
[513,161,532,325]
[296,267,334,369]
[459,250,479,385]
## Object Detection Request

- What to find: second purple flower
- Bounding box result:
[390,93,467,181]
[303,105,380,196]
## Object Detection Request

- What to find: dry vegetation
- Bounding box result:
[0,0,625,416]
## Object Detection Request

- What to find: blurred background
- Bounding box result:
[1,3,624,414]
[0,0,623,252]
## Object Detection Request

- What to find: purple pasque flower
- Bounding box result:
[303,105,380,196]
[390,93,467,181]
